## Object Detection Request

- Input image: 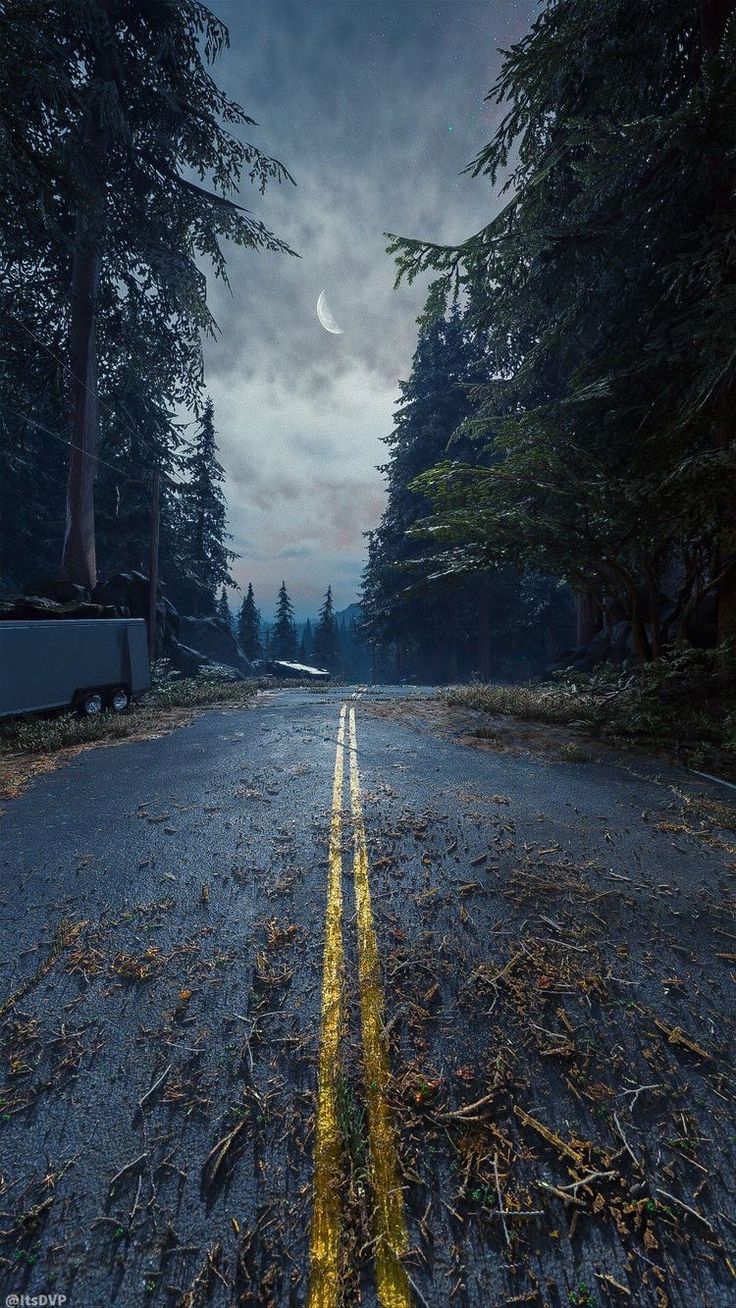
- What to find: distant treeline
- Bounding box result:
[364,0,736,679]
[231,582,371,681]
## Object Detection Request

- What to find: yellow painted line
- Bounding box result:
[348,706,411,1308]
[307,704,347,1308]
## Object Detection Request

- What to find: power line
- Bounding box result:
[4,309,150,455]
[2,402,188,492]
[0,403,144,484]
[3,307,200,452]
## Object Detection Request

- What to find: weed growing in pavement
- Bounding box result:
[336,1072,370,1198]
[569,1286,596,1308]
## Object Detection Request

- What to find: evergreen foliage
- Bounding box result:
[238,582,263,660]
[272,581,297,660]
[216,587,231,626]
[0,0,294,590]
[362,303,571,680]
[313,586,339,671]
[169,400,235,615]
[298,619,313,663]
[386,0,736,659]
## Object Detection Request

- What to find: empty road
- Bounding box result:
[0,686,734,1307]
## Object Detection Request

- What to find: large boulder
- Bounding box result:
[93,570,150,617]
[545,628,613,675]
[178,616,251,676]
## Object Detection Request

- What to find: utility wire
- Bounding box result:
[3,306,200,453]
[0,402,145,484]
[1,401,187,491]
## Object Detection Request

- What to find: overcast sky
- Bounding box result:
[203,0,537,621]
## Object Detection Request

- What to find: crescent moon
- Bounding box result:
[317,290,343,335]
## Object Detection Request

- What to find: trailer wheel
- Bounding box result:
[109,686,130,713]
[78,691,103,718]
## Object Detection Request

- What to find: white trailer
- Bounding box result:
[0,618,151,719]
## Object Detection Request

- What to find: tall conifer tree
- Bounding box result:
[272,581,297,659]
[0,0,295,588]
[216,587,231,626]
[238,582,263,660]
[313,586,338,671]
[175,399,234,615]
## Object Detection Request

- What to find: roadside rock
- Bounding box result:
[22,574,91,604]
[178,616,251,675]
[0,594,112,620]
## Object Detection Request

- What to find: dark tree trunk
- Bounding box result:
[715,384,736,642]
[477,575,491,681]
[716,521,736,643]
[61,227,102,588]
[627,583,652,661]
[446,591,460,682]
[700,2,736,640]
[646,571,663,659]
[575,589,598,646]
[60,31,112,589]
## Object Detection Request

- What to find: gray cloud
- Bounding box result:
[201,0,537,620]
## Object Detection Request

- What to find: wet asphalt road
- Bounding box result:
[0,686,734,1307]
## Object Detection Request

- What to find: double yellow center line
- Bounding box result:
[308,705,411,1308]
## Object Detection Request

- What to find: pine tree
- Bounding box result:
[238,582,263,660]
[300,619,313,663]
[272,582,297,660]
[175,400,235,616]
[313,586,339,671]
[388,0,736,657]
[217,587,231,626]
[362,305,485,679]
[0,0,295,588]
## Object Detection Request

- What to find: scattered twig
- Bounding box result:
[556,1169,616,1194]
[655,1187,716,1235]
[406,1269,433,1308]
[178,1240,223,1308]
[536,1180,587,1208]
[436,1090,496,1122]
[138,1063,172,1112]
[620,1083,661,1112]
[612,1112,642,1172]
[514,1106,584,1166]
[489,950,525,985]
[594,1271,631,1296]
[202,1119,247,1192]
[129,1173,143,1226]
[493,1153,510,1247]
[109,1152,149,1193]
[654,1019,712,1062]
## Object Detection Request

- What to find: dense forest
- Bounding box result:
[2,0,735,690]
[0,0,293,618]
[364,0,736,682]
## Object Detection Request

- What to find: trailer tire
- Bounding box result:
[109,686,130,713]
[77,691,104,718]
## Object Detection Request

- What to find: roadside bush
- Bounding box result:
[441,642,736,776]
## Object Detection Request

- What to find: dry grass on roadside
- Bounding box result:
[444,682,579,725]
[0,677,261,760]
[441,647,736,775]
